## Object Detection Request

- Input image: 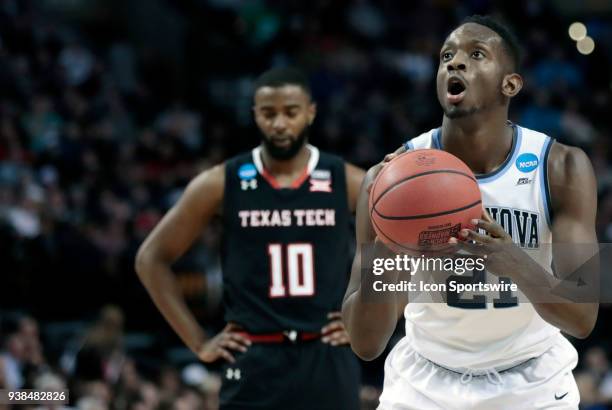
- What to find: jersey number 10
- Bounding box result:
[268,243,315,298]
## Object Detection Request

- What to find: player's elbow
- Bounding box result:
[569,323,593,339]
[566,307,598,339]
[134,245,155,280]
[351,343,385,361]
[571,317,596,339]
[344,322,387,360]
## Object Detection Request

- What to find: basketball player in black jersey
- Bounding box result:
[135,67,365,409]
[342,15,598,409]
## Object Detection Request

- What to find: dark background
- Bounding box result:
[1,0,611,409]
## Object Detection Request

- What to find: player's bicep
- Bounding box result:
[344,167,379,298]
[355,166,379,245]
[139,164,225,264]
[345,163,366,213]
[549,145,597,276]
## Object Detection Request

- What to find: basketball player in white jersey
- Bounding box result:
[342,15,599,410]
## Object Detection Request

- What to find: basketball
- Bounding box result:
[369,149,482,252]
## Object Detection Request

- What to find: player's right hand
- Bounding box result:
[196,323,252,364]
[367,151,401,196]
[383,152,398,163]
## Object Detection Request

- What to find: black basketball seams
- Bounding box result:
[371,169,478,208]
[369,211,421,252]
[370,213,456,253]
[373,199,482,220]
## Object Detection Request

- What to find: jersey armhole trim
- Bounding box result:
[540,137,555,227]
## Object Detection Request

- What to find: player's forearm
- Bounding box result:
[531,302,597,339]
[502,253,598,338]
[135,253,207,351]
[342,288,399,361]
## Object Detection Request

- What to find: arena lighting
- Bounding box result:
[577,36,595,55]
[569,22,587,41]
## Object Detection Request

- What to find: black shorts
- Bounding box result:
[219,341,360,410]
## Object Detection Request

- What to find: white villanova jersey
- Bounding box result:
[401,123,572,371]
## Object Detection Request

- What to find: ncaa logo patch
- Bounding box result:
[238,163,257,180]
[515,153,539,173]
[238,163,258,190]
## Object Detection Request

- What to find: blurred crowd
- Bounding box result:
[0,308,220,409]
[1,0,611,409]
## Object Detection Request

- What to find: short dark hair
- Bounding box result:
[254,67,311,97]
[460,15,523,72]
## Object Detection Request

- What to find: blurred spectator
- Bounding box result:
[583,347,612,404]
[0,331,25,389]
[72,306,125,384]
[58,40,95,87]
[0,1,610,409]
[576,371,608,410]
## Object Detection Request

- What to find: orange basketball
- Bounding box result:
[369,149,482,252]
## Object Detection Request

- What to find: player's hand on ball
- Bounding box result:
[448,209,521,276]
[321,312,350,346]
[365,151,399,196]
[382,152,398,163]
[196,323,251,364]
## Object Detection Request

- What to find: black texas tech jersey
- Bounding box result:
[221,145,351,333]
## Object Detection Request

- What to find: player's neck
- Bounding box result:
[260,144,311,177]
[440,111,513,175]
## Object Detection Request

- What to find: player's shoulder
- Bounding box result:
[404,128,438,150]
[224,150,256,170]
[173,162,225,213]
[187,162,226,194]
[509,124,594,184]
[547,140,593,181]
[314,147,345,167]
[516,125,550,141]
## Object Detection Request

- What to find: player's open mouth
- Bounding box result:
[447,77,466,104]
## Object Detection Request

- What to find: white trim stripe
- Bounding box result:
[251,145,319,176]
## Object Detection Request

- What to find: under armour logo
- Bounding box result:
[241,179,258,190]
[226,368,242,380]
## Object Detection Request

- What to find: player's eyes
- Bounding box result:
[472,50,485,59]
[441,52,453,61]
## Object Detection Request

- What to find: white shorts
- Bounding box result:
[378,335,579,410]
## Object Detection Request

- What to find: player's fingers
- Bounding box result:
[228,332,252,347]
[220,339,248,353]
[218,348,236,363]
[322,329,345,344]
[481,208,495,223]
[225,322,243,332]
[471,218,505,238]
[328,331,351,346]
[321,321,344,336]
[383,153,397,163]
[459,228,492,244]
[448,237,487,255]
[327,311,342,320]
[330,336,350,346]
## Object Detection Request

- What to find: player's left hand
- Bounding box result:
[321,312,350,346]
[448,210,523,276]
